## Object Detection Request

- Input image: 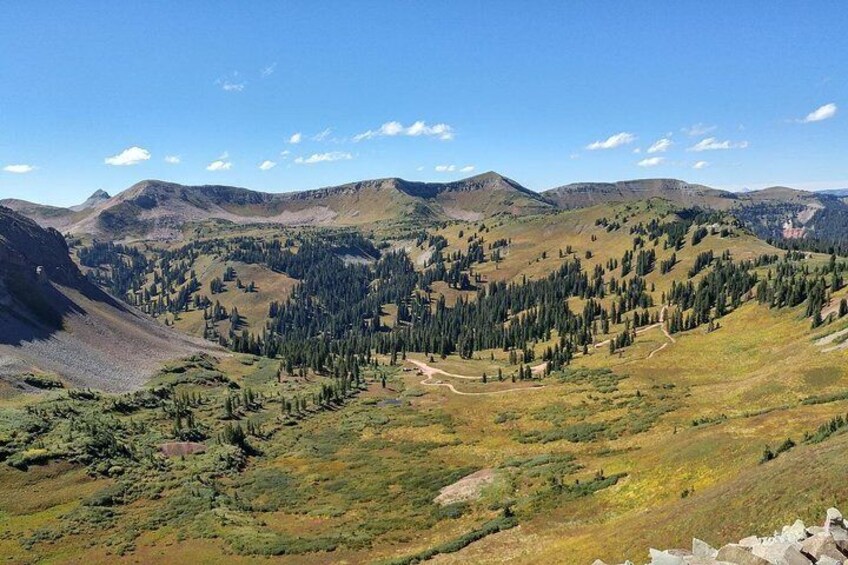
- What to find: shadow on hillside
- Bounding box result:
[0,278,88,346]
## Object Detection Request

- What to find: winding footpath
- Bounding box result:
[646,305,676,358]
[408,359,546,396]
[408,306,677,396]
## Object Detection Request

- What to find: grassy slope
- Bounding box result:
[172,258,297,336]
[4,202,848,563]
[421,302,848,563]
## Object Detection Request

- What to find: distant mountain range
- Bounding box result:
[4,173,848,243]
[817,188,848,197]
[0,172,553,240]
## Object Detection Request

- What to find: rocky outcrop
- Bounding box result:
[69,189,111,211]
[594,508,848,565]
[0,206,83,288]
[1,206,220,391]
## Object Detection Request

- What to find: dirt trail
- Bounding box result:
[821,298,844,320]
[645,306,675,358]
[408,359,489,380]
[816,327,848,347]
[591,305,673,351]
[647,342,668,359]
[408,306,677,395]
[408,359,546,396]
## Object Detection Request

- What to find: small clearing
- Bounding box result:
[160,442,207,457]
[408,359,546,396]
[434,469,496,506]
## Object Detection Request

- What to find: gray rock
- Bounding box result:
[591,560,609,565]
[825,513,848,553]
[740,536,762,547]
[816,556,843,565]
[750,542,812,565]
[693,538,719,559]
[801,533,847,563]
[784,520,809,543]
[650,548,686,565]
[716,544,771,565]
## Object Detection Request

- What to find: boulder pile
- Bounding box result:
[594,507,848,565]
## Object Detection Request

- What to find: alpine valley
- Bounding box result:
[3,172,848,564]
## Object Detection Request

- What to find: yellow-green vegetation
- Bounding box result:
[7,200,848,564]
[171,258,297,336]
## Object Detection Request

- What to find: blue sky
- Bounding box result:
[1,1,846,206]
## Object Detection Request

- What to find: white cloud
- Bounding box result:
[647,137,673,154]
[693,161,709,170]
[288,132,302,144]
[637,157,664,167]
[416,166,425,171]
[261,63,276,77]
[258,160,276,171]
[434,164,473,173]
[105,146,151,166]
[221,81,245,92]
[586,132,635,150]
[354,120,454,142]
[294,151,352,165]
[682,123,717,136]
[3,164,35,174]
[280,150,291,158]
[312,128,332,141]
[801,103,837,123]
[688,137,749,152]
[206,159,232,171]
[164,155,181,164]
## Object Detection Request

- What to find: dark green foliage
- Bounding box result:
[760,437,796,463]
[804,414,848,444]
[555,367,625,393]
[22,374,64,389]
[802,391,848,406]
[381,514,519,565]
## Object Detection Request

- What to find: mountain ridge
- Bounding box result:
[0,172,554,240]
[4,174,847,243]
[0,206,217,390]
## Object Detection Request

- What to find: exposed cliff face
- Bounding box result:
[0,206,219,392]
[0,205,83,289]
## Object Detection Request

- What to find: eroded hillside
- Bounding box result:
[0,206,218,392]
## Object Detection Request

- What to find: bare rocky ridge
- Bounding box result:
[0,206,220,391]
[596,507,848,565]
